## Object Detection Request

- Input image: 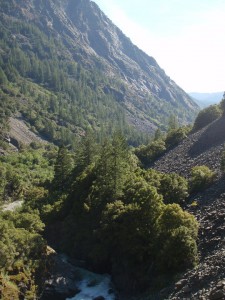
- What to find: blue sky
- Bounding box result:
[93,0,225,93]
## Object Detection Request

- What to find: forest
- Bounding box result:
[1,94,224,298]
[0,0,198,149]
[0,1,224,298]
[0,48,224,294]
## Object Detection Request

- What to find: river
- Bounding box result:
[54,254,117,300]
[66,267,116,300]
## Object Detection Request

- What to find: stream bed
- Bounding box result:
[66,267,116,300]
[42,251,117,300]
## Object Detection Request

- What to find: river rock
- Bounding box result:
[175,279,188,290]
[209,288,225,300]
[41,250,80,300]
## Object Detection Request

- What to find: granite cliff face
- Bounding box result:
[1,0,198,135]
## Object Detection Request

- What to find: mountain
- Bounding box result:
[189,92,223,108]
[0,0,199,146]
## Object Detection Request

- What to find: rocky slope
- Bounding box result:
[166,181,225,300]
[10,116,48,145]
[152,116,225,178]
[150,117,225,299]
[0,0,199,136]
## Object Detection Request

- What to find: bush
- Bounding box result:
[165,126,190,148]
[0,211,46,299]
[156,204,198,272]
[159,173,189,204]
[193,105,222,131]
[135,139,166,165]
[189,165,216,193]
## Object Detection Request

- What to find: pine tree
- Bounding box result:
[52,146,73,192]
[95,132,130,202]
[74,131,97,175]
[168,114,179,131]
[0,67,7,84]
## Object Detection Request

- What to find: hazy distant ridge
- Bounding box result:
[189,92,223,108]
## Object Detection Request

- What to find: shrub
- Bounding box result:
[189,165,216,193]
[135,139,166,165]
[159,173,189,204]
[165,126,190,148]
[156,204,198,272]
[193,105,222,131]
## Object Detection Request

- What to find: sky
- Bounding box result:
[93,0,225,93]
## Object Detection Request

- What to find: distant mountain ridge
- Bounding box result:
[189,92,223,108]
[0,0,199,145]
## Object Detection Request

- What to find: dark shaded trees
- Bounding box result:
[51,146,74,193]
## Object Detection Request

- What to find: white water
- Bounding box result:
[66,267,116,300]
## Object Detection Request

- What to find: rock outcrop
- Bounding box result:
[41,249,80,300]
[10,116,49,146]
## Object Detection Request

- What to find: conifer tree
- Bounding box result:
[95,132,129,202]
[52,146,73,193]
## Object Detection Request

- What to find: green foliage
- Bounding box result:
[158,173,189,204]
[89,175,197,290]
[0,145,53,298]
[49,135,199,292]
[0,2,199,147]
[92,177,164,290]
[94,133,130,201]
[0,147,54,203]
[189,165,216,193]
[73,132,98,175]
[154,128,164,141]
[51,146,74,193]
[135,139,166,165]
[0,129,199,295]
[0,210,46,299]
[193,104,222,131]
[156,204,198,272]
[135,125,191,167]
[0,67,8,85]
[168,114,179,131]
[0,15,152,146]
[165,126,190,148]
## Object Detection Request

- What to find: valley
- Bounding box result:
[0,1,224,300]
